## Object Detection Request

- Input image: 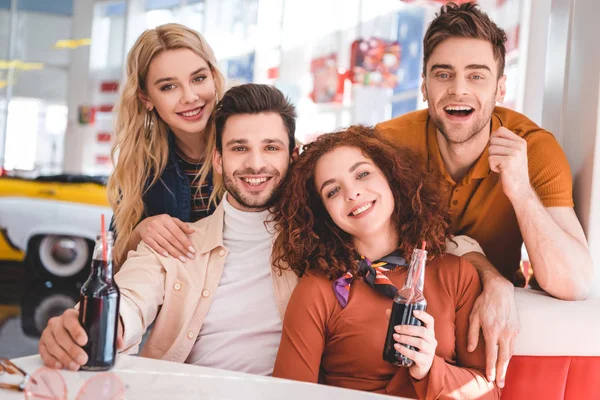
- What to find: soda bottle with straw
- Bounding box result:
[382,241,428,367]
[78,214,121,370]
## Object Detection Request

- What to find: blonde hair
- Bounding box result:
[107,23,225,263]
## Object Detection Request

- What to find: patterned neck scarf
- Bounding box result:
[333,249,408,308]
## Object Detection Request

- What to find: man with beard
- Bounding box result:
[377,2,593,390]
[38,84,299,375]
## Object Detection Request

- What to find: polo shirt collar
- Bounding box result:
[426,112,502,185]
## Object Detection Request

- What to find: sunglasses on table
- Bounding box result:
[0,358,125,400]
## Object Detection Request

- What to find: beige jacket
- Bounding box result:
[115,202,299,362]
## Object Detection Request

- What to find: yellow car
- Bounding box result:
[0,174,112,280]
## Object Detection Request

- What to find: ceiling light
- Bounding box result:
[54,38,92,49]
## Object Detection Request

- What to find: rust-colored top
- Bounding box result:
[273,255,501,399]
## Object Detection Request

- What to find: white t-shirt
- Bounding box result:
[185,195,282,375]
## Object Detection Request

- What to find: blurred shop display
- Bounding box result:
[310,54,344,104]
[348,6,428,126]
[0,0,527,178]
[78,105,96,125]
[350,38,401,89]
[389,6,427,118]
[224,52,256,89]
[393,7,426,94]
[0,175,112,281]
[399,0,474,4]
[89,77,120,173]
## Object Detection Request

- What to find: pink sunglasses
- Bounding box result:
[0,358,125,400]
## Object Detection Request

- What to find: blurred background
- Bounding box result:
[0,0,599,358]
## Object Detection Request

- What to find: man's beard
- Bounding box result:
[222,167,286,211]
[429,93,496,146]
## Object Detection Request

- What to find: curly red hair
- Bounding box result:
[272,125,451,280]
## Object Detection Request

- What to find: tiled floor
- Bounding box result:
[0,261,81,359]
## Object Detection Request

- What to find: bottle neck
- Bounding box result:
[90,258,114,280]
[91,233,114,280]
[403,248,426,292]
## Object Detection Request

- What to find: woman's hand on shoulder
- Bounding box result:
[134,214,196,262]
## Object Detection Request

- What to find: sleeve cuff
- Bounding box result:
[410,355,446,399]
[119,295,144,353]
[445,235,485,257]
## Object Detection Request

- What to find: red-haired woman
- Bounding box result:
[271,126,500,399]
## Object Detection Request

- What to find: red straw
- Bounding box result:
[101,214,107,263]
[414,240,427,288]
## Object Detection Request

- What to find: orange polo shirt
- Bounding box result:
[376,107,573,281]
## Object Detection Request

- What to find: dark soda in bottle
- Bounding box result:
[383,242,427,367]
[78,231,120,371]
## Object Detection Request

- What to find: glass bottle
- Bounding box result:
[78,231,120,371]
[382,243,427,367]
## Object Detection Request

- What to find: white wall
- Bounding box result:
[541,0,600,296]
[563,0,600,296]
[591,82,600,293]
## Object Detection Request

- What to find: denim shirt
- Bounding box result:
[110,134,215,236]
[143,133,214,222]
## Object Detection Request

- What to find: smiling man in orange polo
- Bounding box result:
[377,2,593,390]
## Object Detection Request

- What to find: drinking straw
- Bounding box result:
[101,214,107,263]
[414,240,427,288]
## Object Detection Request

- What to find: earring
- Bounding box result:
[144,109,154,134]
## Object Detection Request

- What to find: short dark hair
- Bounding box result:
[423,2,507,78]
[215,84,297,155]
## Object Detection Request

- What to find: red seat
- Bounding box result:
[502,356,600,399]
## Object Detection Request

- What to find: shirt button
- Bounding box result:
[187,331,194,339]
[219,249,225,256]
[452,200,458,205]
[173,282,182,291]
[202,289,210,298]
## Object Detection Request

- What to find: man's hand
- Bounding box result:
[467,278,520,388]
[489,127,532,201]
[39,308,124,371]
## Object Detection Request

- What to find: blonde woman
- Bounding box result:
[108,23,226,265]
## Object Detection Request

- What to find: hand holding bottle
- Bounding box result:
[383,241,430,368]
[388,309,438,380]
[39,309,124,371]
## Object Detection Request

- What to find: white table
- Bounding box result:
[2,354,406,400]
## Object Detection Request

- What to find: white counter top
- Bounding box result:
[4,288,598,399]
[2,354,403,400]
